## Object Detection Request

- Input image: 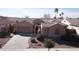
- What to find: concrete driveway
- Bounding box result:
[1,35,31,51]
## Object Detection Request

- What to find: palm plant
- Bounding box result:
[59,14,61,16]
[61,12,64,19]
[54,8,58,19]
[59,12,64,19]
[62,12,64,15]
[59,14,62,18]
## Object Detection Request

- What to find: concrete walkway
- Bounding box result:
[1,35,31,51]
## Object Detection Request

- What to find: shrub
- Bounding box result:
[44,39,55,49]
[36,34,45,42]
[0,31,8,38]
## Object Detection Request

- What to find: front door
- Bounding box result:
[35,26,38,34]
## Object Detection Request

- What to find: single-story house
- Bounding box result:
[13,18,45,36]
[12,18,76,37]
[1,16,79,38]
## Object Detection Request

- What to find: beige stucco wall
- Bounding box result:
[41,24,67,38]
[41,27,48,36]
[0,24,10,32]
[14,22,33,33]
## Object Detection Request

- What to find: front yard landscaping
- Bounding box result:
[29,32,79,49]
[29,34,55,49]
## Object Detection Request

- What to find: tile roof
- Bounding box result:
[67,18,79,27]
[41,22,58,27]
[0,20,15,25]
[14,21,34,27]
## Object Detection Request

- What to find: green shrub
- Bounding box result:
[44,39,55,49]
[36,34,45,42]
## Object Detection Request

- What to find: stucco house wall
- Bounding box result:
[41,23,67,38]
[14,22,34,33]
[49,24,67,38]
[0,24,9,32]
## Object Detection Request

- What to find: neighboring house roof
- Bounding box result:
[25,18,45,24]
[67,18,79,27]
[7,17,25,22]
[0,20,15,25]
[41,21,67,28]
[42,18,79,27]
[41,22,58,27]
[0,16,8,20]
[14,21,33,27]
[32,19,44,24]
[41,18,54,23]
[61,19,71,25]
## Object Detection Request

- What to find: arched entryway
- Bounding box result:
[35,26,39,33]
[34,25,41,34]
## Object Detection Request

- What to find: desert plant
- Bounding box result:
[36,34,45,42]
[44,39,55,51]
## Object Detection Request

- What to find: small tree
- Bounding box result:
[44,39,55,51]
